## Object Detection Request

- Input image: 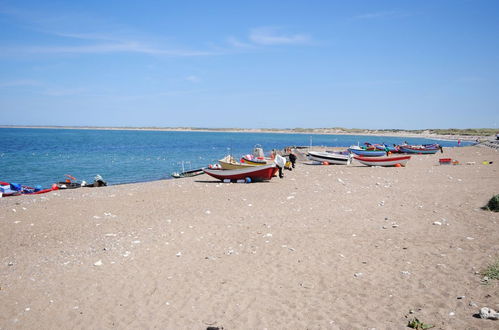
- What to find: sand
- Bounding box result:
[1,146,498,329]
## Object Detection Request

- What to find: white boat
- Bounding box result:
[307,151,352,165]
[354,155,411,167]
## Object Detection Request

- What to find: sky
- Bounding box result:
[0,0,498,129]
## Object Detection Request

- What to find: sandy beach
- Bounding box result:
[1,145,498,329]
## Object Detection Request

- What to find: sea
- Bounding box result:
[0,128,469,188]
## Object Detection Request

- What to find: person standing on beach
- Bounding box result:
[289,151,297,169]
[458,139,461,146]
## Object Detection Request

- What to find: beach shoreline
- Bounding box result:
[1,145,498,329]
[0,125,494,142]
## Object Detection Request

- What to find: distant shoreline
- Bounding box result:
[0,125,494,141]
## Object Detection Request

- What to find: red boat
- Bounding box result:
[203,164,278,181]
[354,155,411,167]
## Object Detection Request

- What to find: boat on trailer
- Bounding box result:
[353,155,411,167]
[203,164,278,182]
[307,151,352,165]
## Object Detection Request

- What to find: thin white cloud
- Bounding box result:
[185,75,201,83]
[42,87,86,96]
[0,4,220,57]
[354,10,408,20]
[0,42,219,57]
[249,27,311,46]
[0,79,41,88]
[227,36,254,49]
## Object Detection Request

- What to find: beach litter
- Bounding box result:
[482,194,499,212]
[479,307,499,320]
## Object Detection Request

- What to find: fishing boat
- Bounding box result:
[240,155,268,165]
[348,147,388,157]
[353,155,411,167]
[219,155,259,170]
[203,164,278,182]
[307,151,352,165]
[171,167,205,179]
[171,161,206,178]
[398,145,440,154]
[0,181,54,197]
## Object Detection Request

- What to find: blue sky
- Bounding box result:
[0,0,498,129]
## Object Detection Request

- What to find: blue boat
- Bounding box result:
[398,145,440,154]
[348,148,387,157]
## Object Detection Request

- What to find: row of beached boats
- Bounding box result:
[172,142,441,182]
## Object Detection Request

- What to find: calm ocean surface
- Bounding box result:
[0,128,466,187]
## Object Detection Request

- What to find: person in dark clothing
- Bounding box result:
[289,152,297,169]
[439,145,443,153]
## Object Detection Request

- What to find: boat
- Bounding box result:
[171,167,206,179]
[171,161,206,179]
[348,147,388,157]
[240,155,268,165]
[203,164,278,182]
[307,151,352,165]
[398,145,440,154]
[0,181,54,197]
[219,155,260,170]
[353,155,411,167]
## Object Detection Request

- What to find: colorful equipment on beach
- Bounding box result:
[0,181,55,197]
[353,155,411,167]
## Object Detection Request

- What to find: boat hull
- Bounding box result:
[219,155,259,170]
[348,148,388,157]
[203,164,277,181]
[171,168,206,179]
[399,146,439,154]
[307,151,351,165]
[354,155,411,167]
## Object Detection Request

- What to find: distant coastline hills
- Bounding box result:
[0,125,497,140]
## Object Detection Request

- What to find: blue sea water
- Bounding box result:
[0,128,467,188]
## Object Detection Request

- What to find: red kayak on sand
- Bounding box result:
[203,164,278,181]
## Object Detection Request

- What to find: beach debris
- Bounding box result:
[354,272,363,277]
[401,271,411,276]
[337,178,345,185]
[176,252,182,257]
[123,251,131,257]
[132,240,141,244]
[93,260,103,266]
[286,195,295,200]
[432,221,442,226]
[479,307,499,320]
[466,237,474,240]
[482,194,499,212]
[205,210,211,214]
[457,295,465,299]
[449,312,455,316]
[407,317,434,329]
[378,201,385,206]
